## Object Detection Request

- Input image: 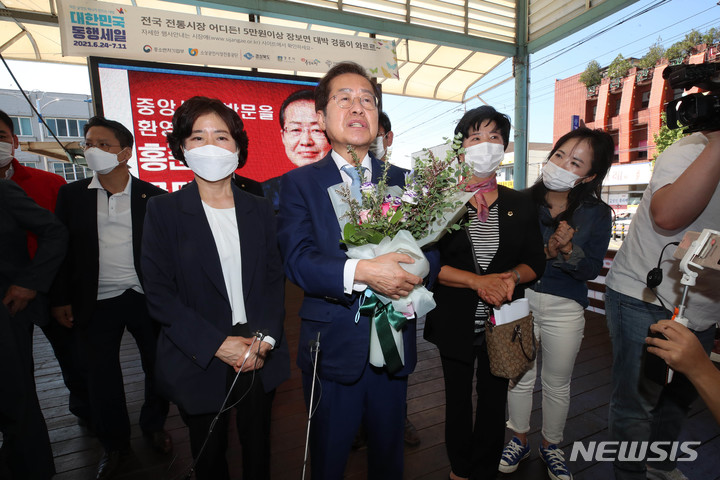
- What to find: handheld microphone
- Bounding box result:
[302,332,321,480]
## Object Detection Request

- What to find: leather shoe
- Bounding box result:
[404,418,421,447]
[145,430,173,455]
[96,449,130,480]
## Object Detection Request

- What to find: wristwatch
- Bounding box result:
[510,268,521,285]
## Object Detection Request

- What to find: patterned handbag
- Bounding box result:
[485,313,537,380]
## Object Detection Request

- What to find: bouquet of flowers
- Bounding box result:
[334,133,470,248]
[327,134,473,373]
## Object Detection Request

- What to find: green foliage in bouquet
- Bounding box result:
[339,133,470,247]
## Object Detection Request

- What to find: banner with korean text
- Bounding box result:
[89,57,323,194]
[58,0,398,78]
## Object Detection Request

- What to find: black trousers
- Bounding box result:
[0,306,55,479]
[179,324,275,480]
[38,320,91,421]
[440,341,509,480]
[77,289,169,451]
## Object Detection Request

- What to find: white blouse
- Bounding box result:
[201,201,247,327]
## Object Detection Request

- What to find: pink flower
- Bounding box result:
[359,209,370,224]
[381,202,392,216]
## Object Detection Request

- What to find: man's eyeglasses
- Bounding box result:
[330,94,378,111]
[283,127,326,139]
[79,141,122,152]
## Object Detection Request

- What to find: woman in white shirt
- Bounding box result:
[141,96,289,480]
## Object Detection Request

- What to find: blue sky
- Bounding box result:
[1,0,718,167]
[385,0,720,166]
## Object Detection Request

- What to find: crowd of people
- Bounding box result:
[1,59,718,480]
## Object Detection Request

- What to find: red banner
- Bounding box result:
[126,69,312,191]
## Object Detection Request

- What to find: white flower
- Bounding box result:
[401,190,418,205]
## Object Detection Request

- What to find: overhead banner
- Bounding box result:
[57,0,398,78]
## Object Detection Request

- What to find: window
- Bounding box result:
[51,162,91,182]
[634,125,649,161]
[609,94,622,117]
[497,165,513,182]
[45,118,87,138]
[608,130,619,162]
[10,117,33,136]
[640,90,651,109]
[585,100,597,123]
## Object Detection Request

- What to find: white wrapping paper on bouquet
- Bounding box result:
[416,190,474,248]
[326,182,472,369]
[346,230,436,368]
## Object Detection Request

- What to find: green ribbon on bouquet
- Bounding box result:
[359,290,408,375]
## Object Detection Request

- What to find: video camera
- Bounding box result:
[664,63,720,132]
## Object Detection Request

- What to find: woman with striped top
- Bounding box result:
[424,106,545,480]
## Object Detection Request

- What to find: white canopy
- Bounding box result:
[1,0,639,102]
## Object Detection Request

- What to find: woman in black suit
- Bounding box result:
[141,96,289,480]
[424,106,545,480]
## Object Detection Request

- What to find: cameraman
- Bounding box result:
[605,128,720,480]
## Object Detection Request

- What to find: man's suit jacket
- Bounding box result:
[141,181,290,415]
[277,153,417,384]
[232,173,264,197]
[0,180,67,327]
[51,175,166,327]
[9,158,67,257]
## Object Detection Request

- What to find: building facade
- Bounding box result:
[1,88,94,182]
[553,44,717,215]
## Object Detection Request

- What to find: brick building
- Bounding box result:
[552,44,717,213]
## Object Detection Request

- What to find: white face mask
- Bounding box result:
[542,160,585,191]
[184,144,238,182]
[368,136,386,160]
[0,141,14,168]
[84,147,124,175]
[464,141,505,178]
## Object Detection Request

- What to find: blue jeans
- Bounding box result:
[605,287,715,479]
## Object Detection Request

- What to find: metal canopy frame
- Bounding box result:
[1,0,640,185]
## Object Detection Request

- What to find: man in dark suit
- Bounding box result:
[0,179,67,479]
[0,109,91,428]
[232,173,264,196]
[50,116,170,480]
[277,62,423,479]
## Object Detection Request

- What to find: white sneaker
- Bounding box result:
[646,465,689,480]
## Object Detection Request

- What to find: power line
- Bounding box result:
[465,14,720,114]
[531,0,673,69]
[394,0,715,144]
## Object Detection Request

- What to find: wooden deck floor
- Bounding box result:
[31,281,720,480]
